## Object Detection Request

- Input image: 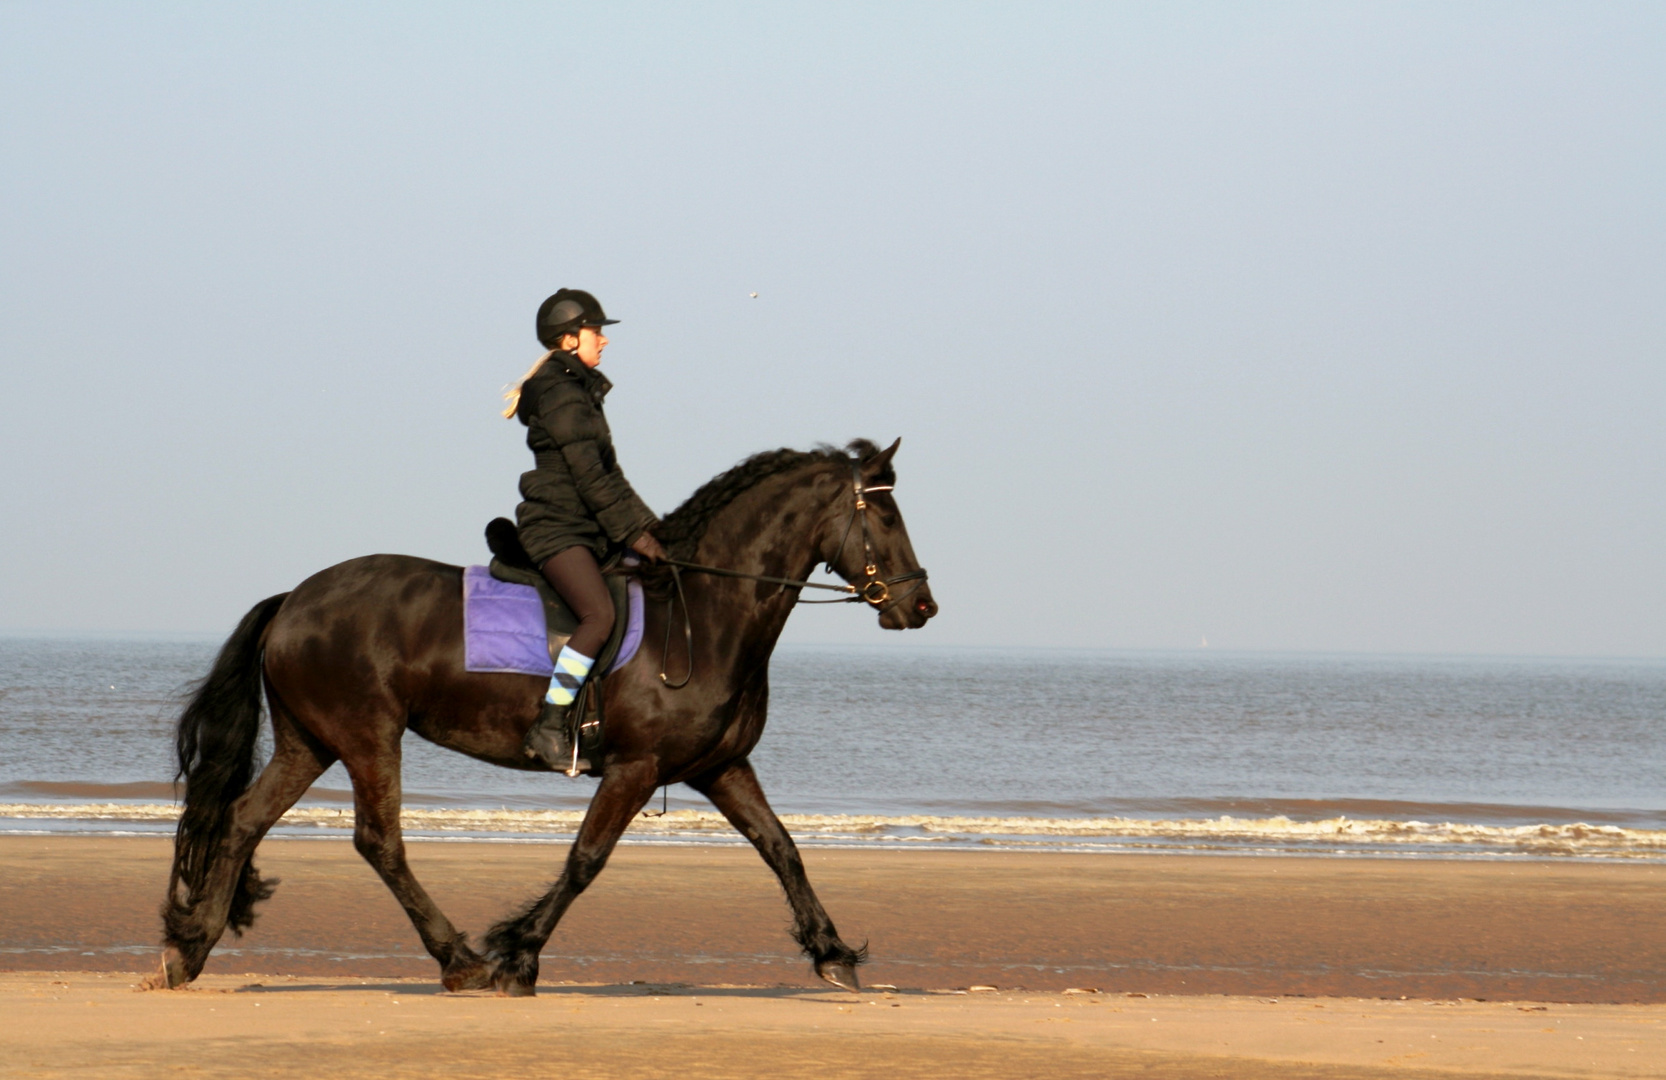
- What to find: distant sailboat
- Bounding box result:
[1200,635,1208,648]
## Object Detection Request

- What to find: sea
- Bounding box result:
[2,637,1663,861]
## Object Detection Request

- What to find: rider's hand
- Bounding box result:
[630,531,667,564]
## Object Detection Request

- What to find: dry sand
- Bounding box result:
[5,972,1663,1079]
[2,835,1664,1077]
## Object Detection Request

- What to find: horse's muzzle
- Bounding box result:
[882,588,937,629]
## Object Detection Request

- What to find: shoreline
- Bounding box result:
[10,826,1666,865]
[5,803,1664,861]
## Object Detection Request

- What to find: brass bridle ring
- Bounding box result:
[861,579,891,606]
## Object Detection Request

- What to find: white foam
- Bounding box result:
[1,803,1662,858]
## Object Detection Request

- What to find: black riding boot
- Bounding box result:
[522,700,581,772]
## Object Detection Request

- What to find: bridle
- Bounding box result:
[651,456,930,688]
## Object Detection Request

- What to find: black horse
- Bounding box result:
[143,438,935,995]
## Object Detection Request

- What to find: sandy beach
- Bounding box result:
[3,835,1664,1077]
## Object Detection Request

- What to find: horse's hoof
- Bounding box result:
[138,948,189,991]
[442,961,493,993]
[817,960,862,993]
[493,967,538,997]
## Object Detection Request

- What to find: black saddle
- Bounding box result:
[483,518,631,672]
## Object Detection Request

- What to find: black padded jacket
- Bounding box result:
[513,350,658,566]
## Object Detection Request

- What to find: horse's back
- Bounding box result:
[278,553,454,618]
[264,554,466,710]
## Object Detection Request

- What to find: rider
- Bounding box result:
[502,288,667,767]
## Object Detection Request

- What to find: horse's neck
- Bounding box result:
[697,467,832,580]
[692,464,839,642]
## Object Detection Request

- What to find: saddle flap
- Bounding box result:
[488,558,578,631]
[488,556,579,665]
[485,556,632,671]
[481,518,632,670]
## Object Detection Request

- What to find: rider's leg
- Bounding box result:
[523,546,614,767]
[540,545,614,687]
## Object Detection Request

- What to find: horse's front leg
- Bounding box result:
[691,757,865,992]
[484,759,658,996]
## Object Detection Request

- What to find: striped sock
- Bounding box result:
[545,646,595,707]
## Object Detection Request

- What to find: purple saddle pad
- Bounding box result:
[461,564,643,677]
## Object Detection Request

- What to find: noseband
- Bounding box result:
[651,456,931,687]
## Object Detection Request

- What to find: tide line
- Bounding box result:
[2,803,1663,859]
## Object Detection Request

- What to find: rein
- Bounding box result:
[647,458,929,688]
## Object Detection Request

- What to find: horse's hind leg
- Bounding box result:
[341,745,492,991]
[147,701,333,989]
[691,758,866,991]
[485,760,659,995]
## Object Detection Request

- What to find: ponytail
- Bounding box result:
[501,350,557,419]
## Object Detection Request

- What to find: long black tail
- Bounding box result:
[163,592,289,944]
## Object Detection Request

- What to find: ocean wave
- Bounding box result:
[2,803,1663,858]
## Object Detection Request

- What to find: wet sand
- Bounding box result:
[2,836,1665,1076]
[4,836,1664,1000]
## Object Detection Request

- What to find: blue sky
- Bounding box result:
[2,2,1662,655]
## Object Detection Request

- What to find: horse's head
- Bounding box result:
[820,438,938,630]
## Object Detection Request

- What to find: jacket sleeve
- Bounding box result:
[532,379,660,544]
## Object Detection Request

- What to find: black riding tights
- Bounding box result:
[539,546,614,661]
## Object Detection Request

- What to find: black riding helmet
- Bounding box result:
[536,288,619,349]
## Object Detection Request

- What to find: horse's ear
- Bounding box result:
[863,437,901,475]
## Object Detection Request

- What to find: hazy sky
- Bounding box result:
[2,3,1662,656]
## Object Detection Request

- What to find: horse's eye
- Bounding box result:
[880,514,897,528]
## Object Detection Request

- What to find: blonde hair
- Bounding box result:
[501,349,557,419]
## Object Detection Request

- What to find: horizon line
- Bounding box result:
[1,629,1662,665]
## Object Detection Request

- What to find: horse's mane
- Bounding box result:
[656,439,888,558]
